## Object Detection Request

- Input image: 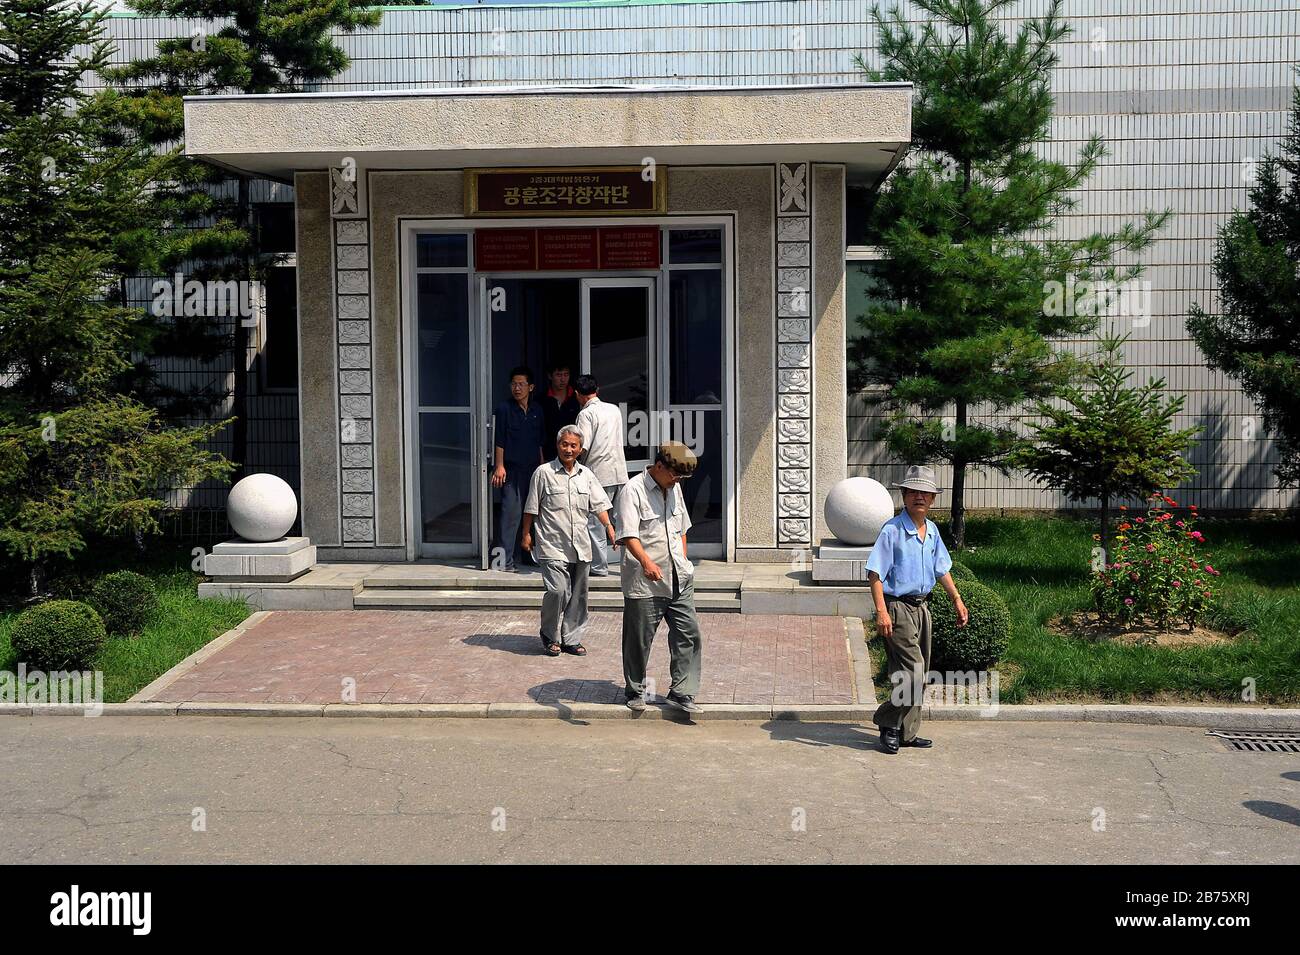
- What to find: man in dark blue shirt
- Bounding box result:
[492,365,545,571]
[540,362,580,461]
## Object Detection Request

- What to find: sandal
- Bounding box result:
[561,643,587,656]
[540,635,561,656]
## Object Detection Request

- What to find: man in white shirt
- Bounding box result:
[614,441,702,713]
[574,373,628,577]
[521,425,615,656]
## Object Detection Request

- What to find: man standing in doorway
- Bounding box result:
[540,362,580,461]
[574,373,628,577]
[867,465,969,754]
[492,365,544,572]
[615,441,702,713]
[521,425,616,656]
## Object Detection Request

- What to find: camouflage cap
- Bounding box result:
[656,440,698,477]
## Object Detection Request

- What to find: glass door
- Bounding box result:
[413,233,477,558]
[480,276,581,570]
[580,278,655,477]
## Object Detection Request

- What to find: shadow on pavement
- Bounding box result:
[760,720,880,751]
[462,632,545,655]
[1243,800,1300,828]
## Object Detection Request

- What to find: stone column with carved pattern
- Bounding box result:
[776,162,813,549]
[330,164,376,546]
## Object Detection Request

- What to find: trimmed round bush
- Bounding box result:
[929,579,1010,671]
[10,600,107,670]
[89,570,159,636]
[947,560,977,583]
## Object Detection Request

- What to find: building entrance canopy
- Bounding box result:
[182,82,912,181]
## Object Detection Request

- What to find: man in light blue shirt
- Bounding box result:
[866,465,968,755]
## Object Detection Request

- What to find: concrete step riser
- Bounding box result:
[362,578,743,592]
[355,593,742,612]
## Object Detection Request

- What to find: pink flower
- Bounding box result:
[1191,531,1204,541]
[1146,544,1155,552]
[1136,517,1145,524]
[1124,598,1134,606]
[1172,580,1182,588]
[1175,520,1185,528]
[1205,564,1219,576]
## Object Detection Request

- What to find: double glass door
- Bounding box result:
[476,276,653,568]
[411,225,726,563]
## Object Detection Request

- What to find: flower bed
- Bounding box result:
[1091,496,1220,628]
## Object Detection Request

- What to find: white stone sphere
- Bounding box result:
[825,477,895,546]
[227,474,298,542]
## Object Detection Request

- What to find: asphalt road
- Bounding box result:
[1,716,1296,864]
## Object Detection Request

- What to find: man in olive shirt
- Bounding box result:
[614,441,702,712]
[522,425,615,656]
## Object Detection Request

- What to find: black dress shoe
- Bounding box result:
[901,736,933,748]
[880,726,900,754]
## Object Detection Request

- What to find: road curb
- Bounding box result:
[4,701,1300,727]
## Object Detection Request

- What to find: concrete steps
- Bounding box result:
[361,572,743,591]
[353,588,743,612]
[356,568,743,611]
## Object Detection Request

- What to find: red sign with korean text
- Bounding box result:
[598,227,660,269]
[537,228,599,270]
[474,229,536,270]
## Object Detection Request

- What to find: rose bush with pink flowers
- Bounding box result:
[1090,495,1220,627]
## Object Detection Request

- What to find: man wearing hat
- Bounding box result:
[614,441,702,713]
[866,465,969,754]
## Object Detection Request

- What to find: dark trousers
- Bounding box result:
[497,465,534,569]
[871,597,932,741]
[621,577,702,700]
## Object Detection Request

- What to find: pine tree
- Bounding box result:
[0,1,233,581]
[1009,333,1199,557]
[1187,81,1300,486]
[103,1,404,473]
[852,0,1169,546]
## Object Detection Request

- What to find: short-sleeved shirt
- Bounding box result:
[614,469,693,599]
[494,398,544,469]
[864,510,953,598]
[523,459,611,563]
[575,396,629,489]
[541,389,580,459]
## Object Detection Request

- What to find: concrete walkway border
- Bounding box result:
[3,701,1300,729]
[6,611,1292,729]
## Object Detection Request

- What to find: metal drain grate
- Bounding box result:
[1206,729,1300,753]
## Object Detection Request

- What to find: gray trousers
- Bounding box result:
[622,576,702,699]
[871,597,932,741]
[587,483,621,574]
[540,560,590,646]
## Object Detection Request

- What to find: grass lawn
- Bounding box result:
[868,514,1300,705]
[0,548,250,704]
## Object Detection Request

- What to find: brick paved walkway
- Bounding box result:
[142,610,853,705]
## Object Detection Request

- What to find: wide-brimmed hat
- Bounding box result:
[893,464,942,494]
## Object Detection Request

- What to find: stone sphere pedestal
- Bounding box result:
[202,474,316,583]
[813,477,896,584]
[227,473,298,542]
